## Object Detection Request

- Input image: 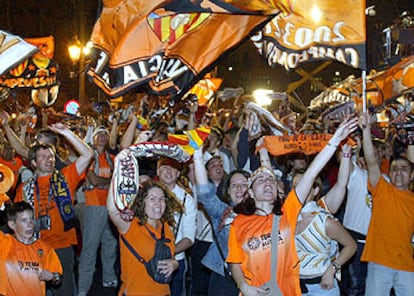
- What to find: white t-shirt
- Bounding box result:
[344,164,372,237]
[171,185,197,260]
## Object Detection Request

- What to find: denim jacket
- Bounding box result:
[197,183,235,276]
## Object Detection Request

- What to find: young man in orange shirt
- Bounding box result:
[0,201,62,296]
[359,113,414,296]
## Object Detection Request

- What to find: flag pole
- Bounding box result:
[362,0,368,113]
[362,69,367,112]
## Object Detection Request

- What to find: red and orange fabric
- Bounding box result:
[25,36,55,59]
[87,1,275,98]
[168,126,210,155]
[262,134,356,156]
[186,75,222,105]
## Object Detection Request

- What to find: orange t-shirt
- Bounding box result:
[15,163,81,249]
[84,152,114,206]
[362,176,414,271]
[380,158,390,175]
[0,233,62,296]
[227,190,302,296]
[119,220,175,296]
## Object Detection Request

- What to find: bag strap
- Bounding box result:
[120,223,166,264]
[270,214,280,280]
[268,214,283,295]
[174,193,187,237]
[144,223,165,240]
[120,235,146,264]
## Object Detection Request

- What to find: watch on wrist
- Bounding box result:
[53,273,61,283]
[332,262,341,273]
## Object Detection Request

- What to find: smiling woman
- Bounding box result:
[107,178,183,296]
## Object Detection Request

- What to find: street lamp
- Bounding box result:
[67,36,92,105]
[252,89,273,107]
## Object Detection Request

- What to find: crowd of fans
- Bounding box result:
[0,94,413,296]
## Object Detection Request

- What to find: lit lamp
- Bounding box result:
[67,36,92,104]
[253,89,273,107]
[68,36,82,77]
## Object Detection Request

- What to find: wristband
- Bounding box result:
[342,152,351,158]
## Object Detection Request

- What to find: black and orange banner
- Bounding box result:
[87,0,280,98]
[252,0,366,70]
[0,56,58,89]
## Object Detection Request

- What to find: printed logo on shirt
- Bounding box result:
[247,231,284,251]
[17,260,40,272]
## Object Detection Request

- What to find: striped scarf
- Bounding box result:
[23,170,75,231]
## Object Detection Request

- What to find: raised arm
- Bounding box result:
[120,111,138,149]
[107,181,131,234]
[256,136,272,170]
[48,122,93,175]
[295,117,358,204]
[323,143,352,213]
[0,111,29,159]
[359,112,381,188]
[193,147,208,186]
[109,115,119,150]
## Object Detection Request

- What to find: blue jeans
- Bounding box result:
[303,279,340,296]
[365,262,414,296]
[190,240,211,296]
[341,239,367,295]
[170,259,187,296]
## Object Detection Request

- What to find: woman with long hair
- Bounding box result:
[227,117,358,296]
[194,142,250,294]
[107,177,182,296]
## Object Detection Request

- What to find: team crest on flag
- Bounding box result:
[148,12,210,44]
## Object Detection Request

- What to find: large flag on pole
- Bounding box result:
[251,0,366,70]
[87,0,286,99]
[0,30,38,75]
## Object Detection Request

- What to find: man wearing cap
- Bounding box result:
[77,126,118,295]
[157,157,197,296]
[15,122,93,296]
